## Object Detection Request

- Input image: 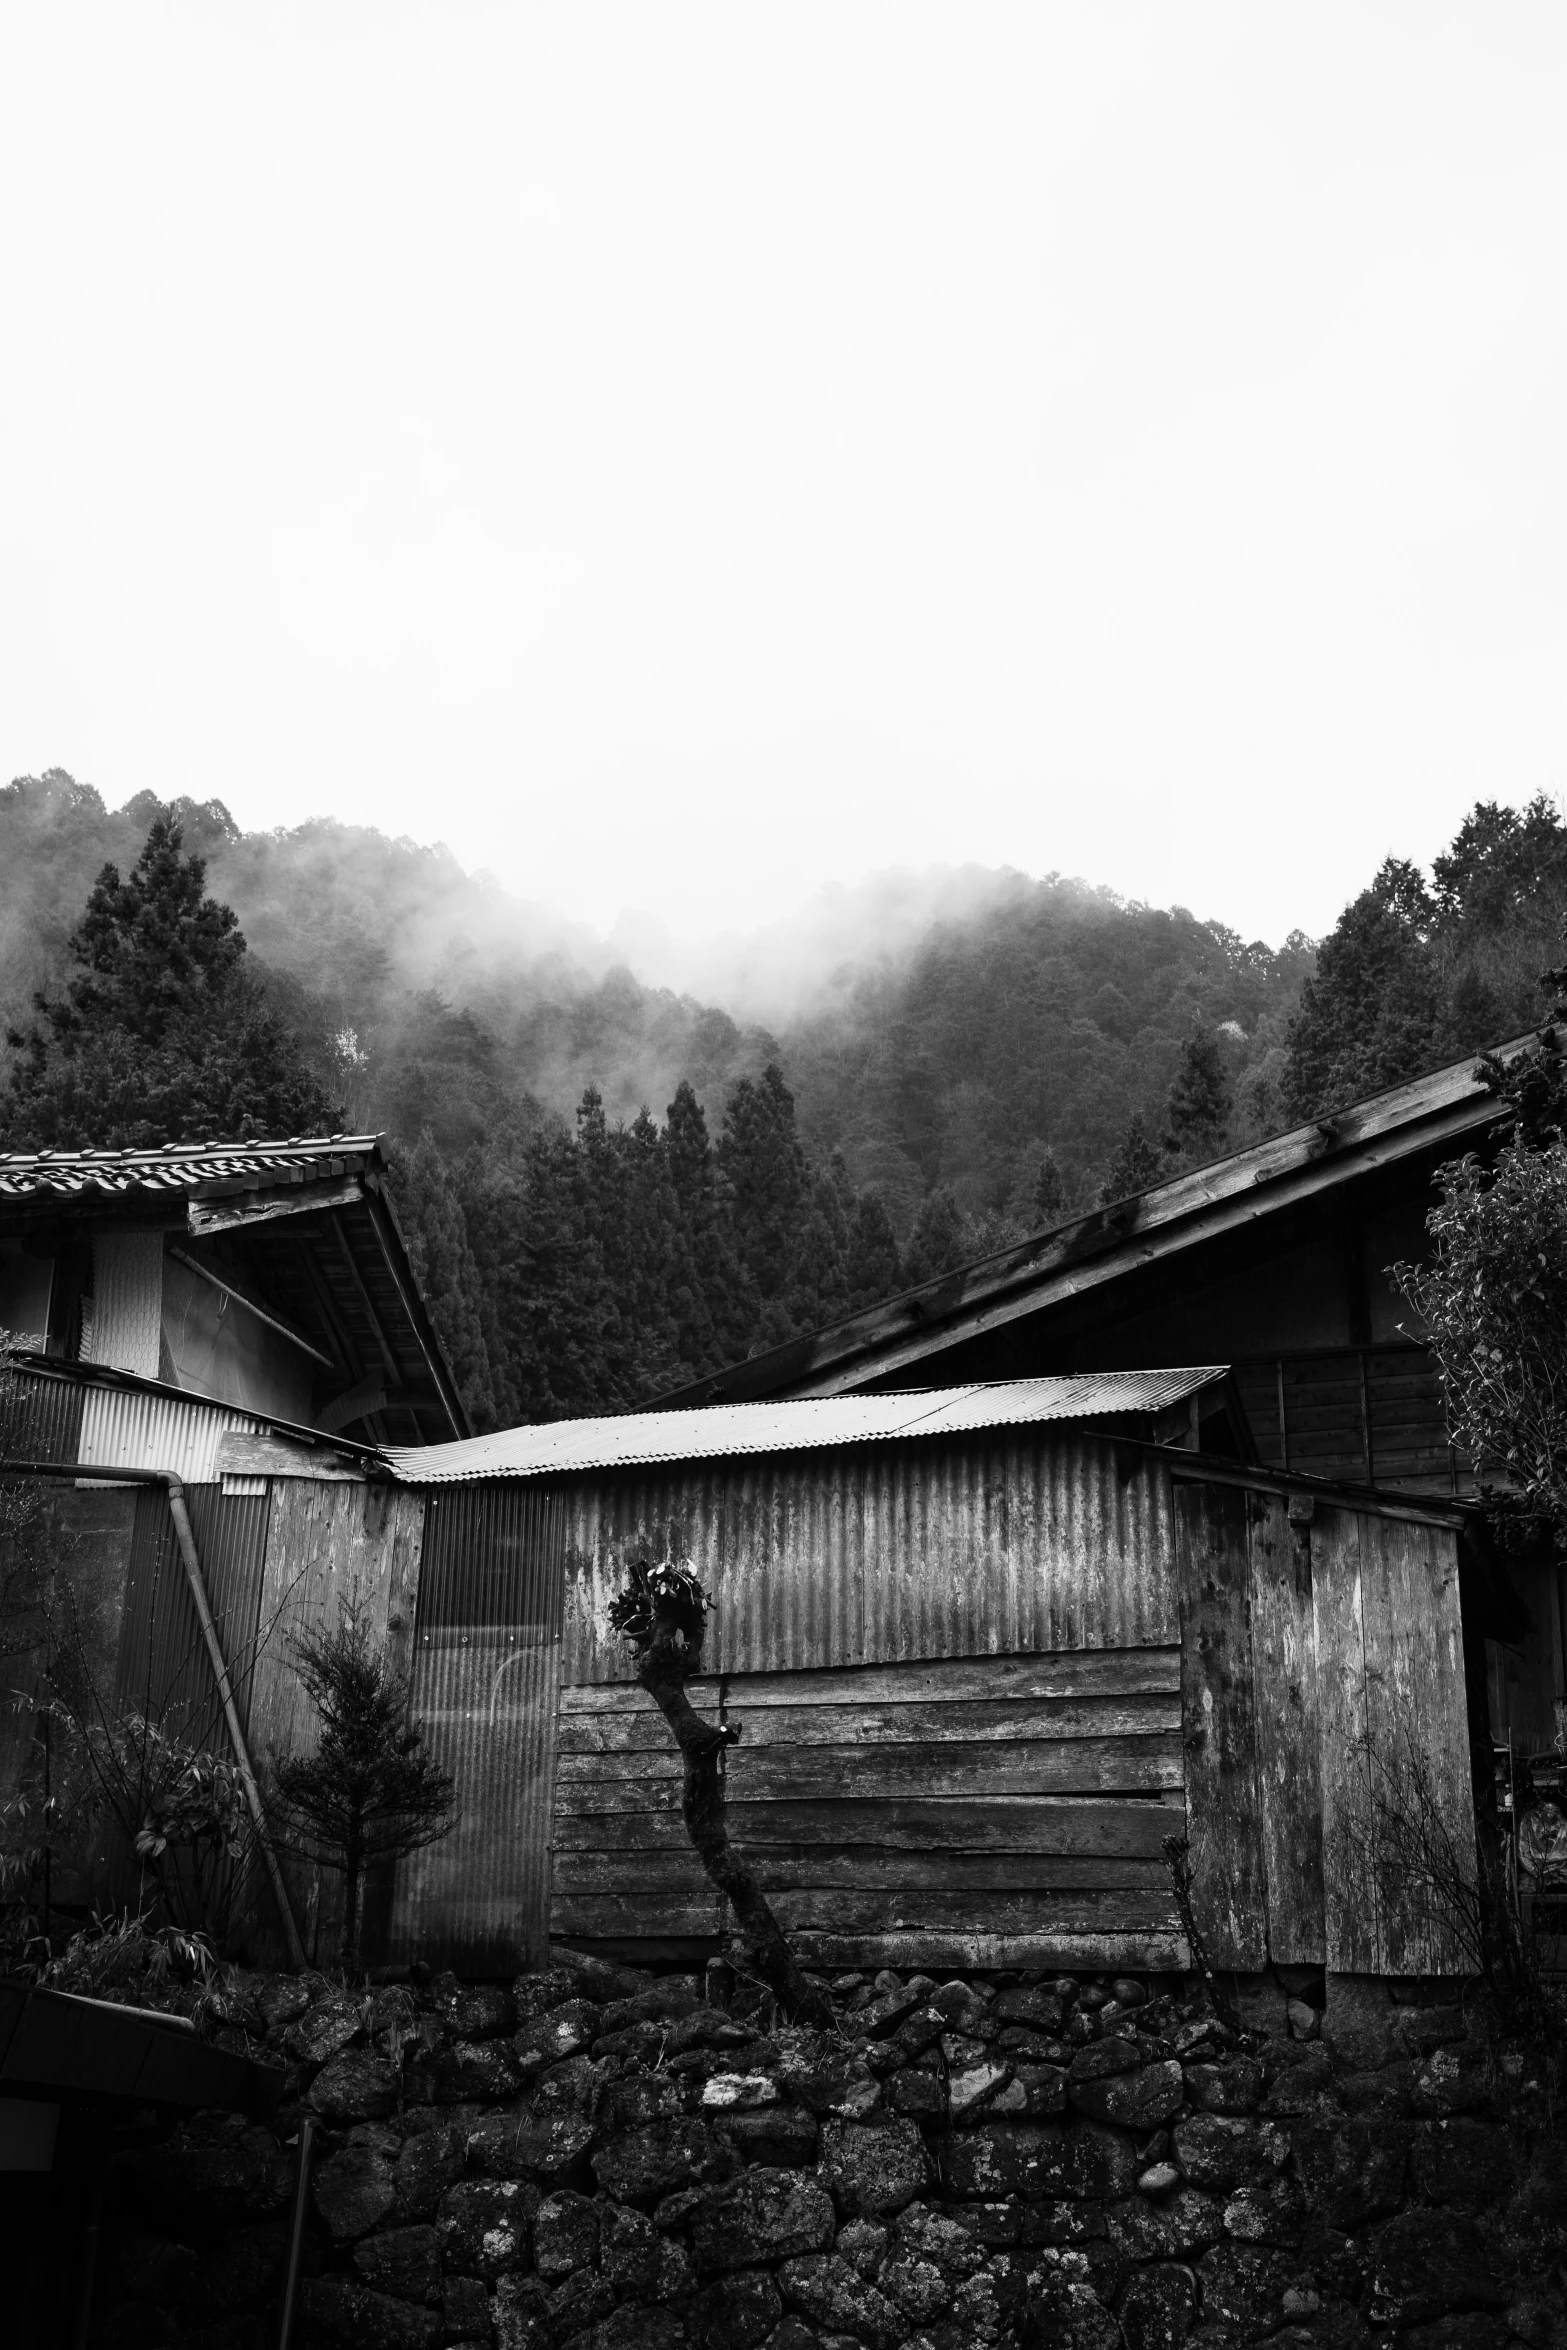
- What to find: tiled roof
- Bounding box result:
[0,1136,382,1201]
[383,1368,1230,1483]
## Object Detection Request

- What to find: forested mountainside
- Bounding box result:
[5,767,1567,1428]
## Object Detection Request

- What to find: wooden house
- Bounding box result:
[0,1136,464,1915]
[655,1032,1565,1775]
[263,1371,1499,1985]
[0,1136,466,1446]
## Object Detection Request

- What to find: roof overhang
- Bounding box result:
[382,1366,1248,1483]
[653,1032,1542,1406]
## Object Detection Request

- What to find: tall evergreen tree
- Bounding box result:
[843,1189,902,1311]
[718,1064,810,1331]
[0,813,338,1149]
[1280,859,1444,1122]
[902,1187,968,1285]
[665,1080,755,1370]
[1032,1150,1067,1225]
[1099,1114,1164,1204]
[386,1131,503,1432]
[1163,1028,1233,1164]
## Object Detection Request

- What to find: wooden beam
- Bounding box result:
[167,1247,336,1370]
[188,1178,363,1238]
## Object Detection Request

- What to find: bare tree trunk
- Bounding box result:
[637,1617,831,2028]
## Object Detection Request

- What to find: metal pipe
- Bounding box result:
[276,2115,318,2350]
[0,1456,309,1972]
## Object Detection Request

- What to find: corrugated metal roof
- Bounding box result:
[0,1135,381,1202]
[384,1369,1229,1485]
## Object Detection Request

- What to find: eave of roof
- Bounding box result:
[0,1981,282,2115]
[0,1134,384,1204]
[382,1367,1232,1482]
[655,1031,1542,1406]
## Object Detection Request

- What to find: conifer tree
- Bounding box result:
[387,1130,504,1430]
[844,1189,902,1310]
[1032,1150,1067,1225]
[1163,1028,1233,1164]
[718,1065,809,1311]
[1099,1113,1164,1204]
[269,1608,456,1973]
[0,813,338,1150]
[902,1187,968,1284]
[1280,859,1444,1121]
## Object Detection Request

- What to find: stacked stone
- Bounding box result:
[92,1959,1567,2350]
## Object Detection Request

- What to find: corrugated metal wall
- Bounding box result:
[78,1385,264,1484]
[0,1364,86,1464]
[391,1483,566,1973]
[561,1430,1178,1682]
[112,1484,273,1742]
[100,1481,272,1920]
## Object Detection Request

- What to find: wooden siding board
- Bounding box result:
[1313,1504,1382,1971]
[1247,1491,1326,1965]
[1357,1515,1475,1975]
[553,1794,1185,1855]
[247,1479,425,1967]
[558,1649,1180,1711]
[1174,1479,1269,1970]
[556,1694,1181,1755]
[552,1850,1173,1895]
[550,1643,1187,1962]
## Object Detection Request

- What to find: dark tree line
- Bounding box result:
[395,1067,912,1425]
[10,790,1567,1428]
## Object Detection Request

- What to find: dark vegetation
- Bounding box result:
[5,769,1567,1424]
[268,1610,458,1972]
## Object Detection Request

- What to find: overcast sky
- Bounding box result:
[5,4,1566,952]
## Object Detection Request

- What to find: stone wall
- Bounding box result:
[92,1957,1567,2350]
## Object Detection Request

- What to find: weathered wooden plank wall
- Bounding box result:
[1246,1491,1325,1965]
[246,1477,425,1967]
[553,1648,1186,1969]
[1173,1481,1267,1970]
[1174,1478,1475,1978]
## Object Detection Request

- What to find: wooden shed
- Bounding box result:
[376,1371,1498,1982]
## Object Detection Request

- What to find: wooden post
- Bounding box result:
[165,1480,309,1971]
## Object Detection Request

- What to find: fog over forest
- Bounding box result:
[6,768,1565,1426]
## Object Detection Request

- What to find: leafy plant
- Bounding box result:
[41,1910,216,2007]
[1394,1137,1567,1546]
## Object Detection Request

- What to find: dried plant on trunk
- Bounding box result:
[268,1607,457,1973]
[609,1557,831,2027]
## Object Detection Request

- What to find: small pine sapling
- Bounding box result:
[269,1608,457,1973]
[609,1557,830,2026]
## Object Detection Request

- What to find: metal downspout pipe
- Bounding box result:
[0,1457,309,1971]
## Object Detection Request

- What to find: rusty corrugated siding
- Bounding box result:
[391,1483,565,1972]
[562,1429,1179,1683]
[0,1364,86,1463]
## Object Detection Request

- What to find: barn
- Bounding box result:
[369,1370,1502,1986]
